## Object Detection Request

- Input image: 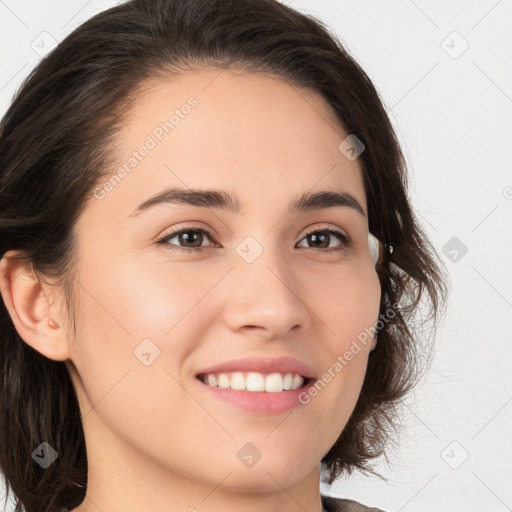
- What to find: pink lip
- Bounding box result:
[195,355,317,379]
[194,356,318,414]
[196,382,315,414]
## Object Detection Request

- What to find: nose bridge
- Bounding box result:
[236,231,295,289]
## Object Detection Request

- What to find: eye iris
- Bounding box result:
[180,231,203,247]
[309,232,329,249]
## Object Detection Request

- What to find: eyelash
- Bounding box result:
[155,225,351,254]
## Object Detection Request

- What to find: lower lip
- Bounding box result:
[196,378,316,414]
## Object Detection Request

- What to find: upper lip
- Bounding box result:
[195,356,317,380]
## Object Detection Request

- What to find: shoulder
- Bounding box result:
[321,494,387,512]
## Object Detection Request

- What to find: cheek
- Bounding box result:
[117,258,229,335]
[76,250,218,341]
[311,260,381,346]
[68,257,208,452]
[68,252,223,405]
[302,262,381,415]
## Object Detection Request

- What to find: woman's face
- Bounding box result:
[65,69,381,496]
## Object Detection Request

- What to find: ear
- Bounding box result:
[0,250,71,361]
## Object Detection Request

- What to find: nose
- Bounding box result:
[221,245,312,341]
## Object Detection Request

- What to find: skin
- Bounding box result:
[0,69,381,512]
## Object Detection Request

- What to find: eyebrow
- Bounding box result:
[127,186,366,218]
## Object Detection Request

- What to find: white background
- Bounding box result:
[1,1,511,511]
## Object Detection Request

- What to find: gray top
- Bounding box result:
[322,494,386,512]
[62,494,385,511]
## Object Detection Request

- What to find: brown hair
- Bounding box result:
[0,0,448,510]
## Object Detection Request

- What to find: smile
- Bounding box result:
[197,371,308,392]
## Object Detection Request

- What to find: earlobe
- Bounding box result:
[0,250,69,361]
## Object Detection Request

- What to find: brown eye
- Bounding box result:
[297,229,350,252]
[156,227,215,252]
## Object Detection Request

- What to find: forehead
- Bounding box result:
[87,68,367,222]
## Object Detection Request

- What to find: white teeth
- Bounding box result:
[217,373,230,389]
[291,374,303,389]
[230,371,246,390]
[283,373,293,390]
[246,372,265,391]
[200,371,306,392]
[265,373,283,392]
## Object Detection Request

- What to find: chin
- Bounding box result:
[220,454,317,492]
